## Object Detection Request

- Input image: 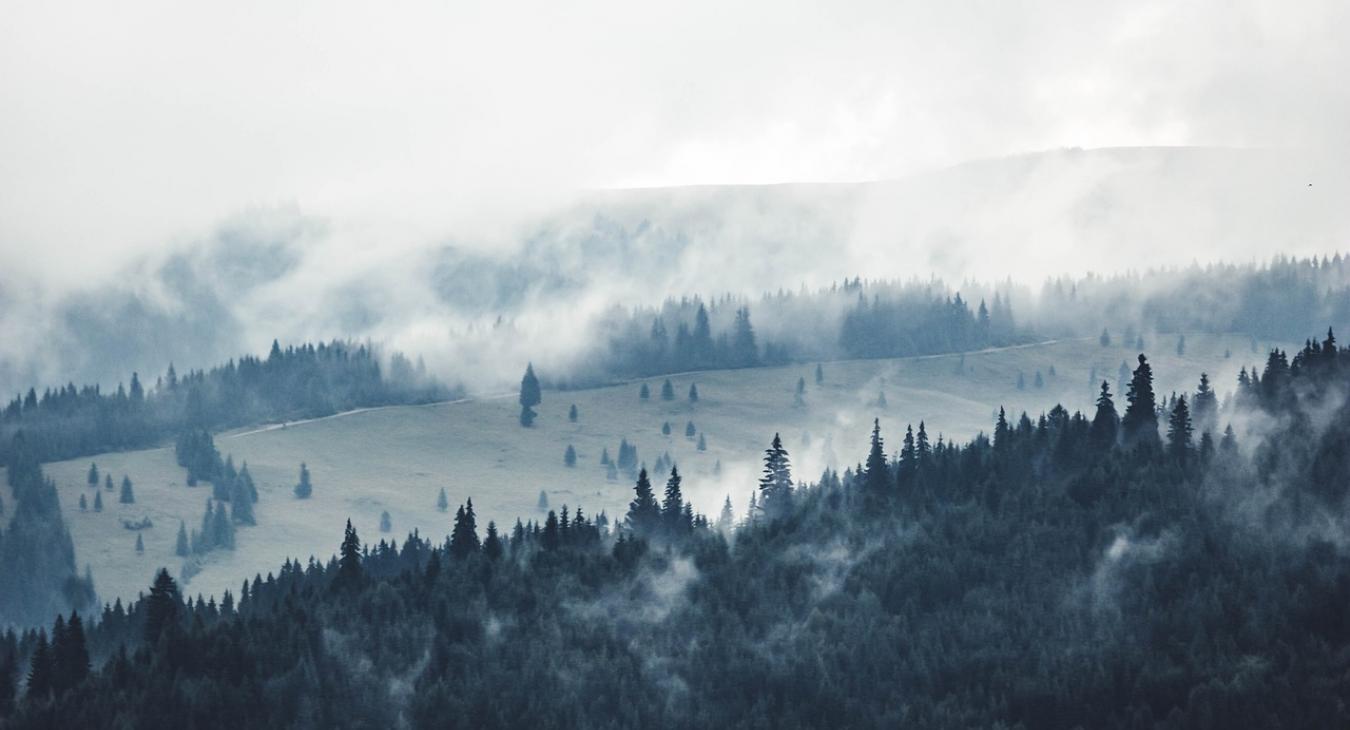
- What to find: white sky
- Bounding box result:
[2,0,1348,285]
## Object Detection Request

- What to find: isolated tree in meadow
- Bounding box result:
[135,534,144,554]
[795,376,806,406]
[119,476,135,504]
[1176,334,1186,356]
[639,383,650,401]
[1122,354,1160,448]
[537,490,549,510]
[104,474,113,491]
[379,510,392,533]
[625,468,661,536]
[599,447,611,465]
[662,421,672,436]
[688,383,699,402]
[519,363,541,411]
[697,433,707,451]
[294,463,313,499]
[437,487,449,513]
[93,491,103,512]
[568,404,578,422]
[876,390,888,408]
[661,379,675,401]
[815,363,824,385]
[175,521,190,557]
[78,494,87,512]
[686,421,697,439]
[564,444,577,467]
[1100,328,1111,347]
[87,463,98,486]
[1034,371,1044,388]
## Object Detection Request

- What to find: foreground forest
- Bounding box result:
[1,330,1348,728]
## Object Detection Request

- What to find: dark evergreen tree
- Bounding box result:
[53,612,90,692]
[624,468,660,536]
[1090,381,1119,449]
[1122,354,1160,447]
[92,491,103,512]
[685,421,696,439]
[78,494,87,512]
[537,490,549,510]
[639,383,650,401]
[564,444,577,467]
[86,464,98,487]
[661,467,685,535]
[143,568,180,642]
[660,379,675,401]
[1192,372,1218,435]
[24,633,52,701]
[542,510,560,551]
[697,433,707,451]
[863,419,888,500]
[661,422,672,436]
[1176,334,1186,356]
[518,363,541,411]
[758,433,792,516]
[437,487,449,513]
[379,511,392,533]
[294,463,313,499]
[1167,394,1193,462]
[134,534,144,554]
[815,362,824,384]
[175,521,189,557]
[449,500,480,558]
[334,520,363,588]
[688,383,699,402]
[568,404,578,422]
[119,476,135,504]
[483,521,503,560]
[230,474,255,525]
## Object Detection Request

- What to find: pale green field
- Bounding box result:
[13,333,1267,607]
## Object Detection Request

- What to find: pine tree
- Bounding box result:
[661,379,675,401]
[815,363,824,384]
[662,467,685,534]
[662,421,672,436]
[379,511,392,533]
[119,476,135,504]
[639,383,650,401]
[450,500,480,558]
[294,463,313,499]
[437,487,450,513]
[93,491,103,512]
[240,462,258,503]
[568,404,578,422]
[25,632,53,701]
[231,474,255,525]
[731,307,758,366]
[1034,370,1044,388]
[53,612,90,691]
[863,419,889,499]
[564,444,577,467]
[1017,372,1026,390]
[144,568,180,642]
[78,494,87,512]
[716,495,735,533]
[625,468,661,536]
[518,363,541,428]
[697,433,707,451]
[335,520,363,588]
[537,490,549,510]
[86,463,98,486]
[1192,372,1218,434]
[1167,394,1193,462]
[1176,334,1186,356]
[1090,381,1119,449]
[104,474,113,491]
[175,521,190,557]
[135,534,144,554]
[1100,328,1111,347]
[1122,354,1160,447]
[542,510,560,551]
[688,383,699,402]
[758,434,792,516]
[483,521,503,560]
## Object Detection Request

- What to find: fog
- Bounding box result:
[3,1,1350,394]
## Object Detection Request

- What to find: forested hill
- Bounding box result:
[2,331,1349,728]
[0,340,452,467]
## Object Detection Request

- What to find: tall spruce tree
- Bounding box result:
[483,521,503,560]
[1167,394,1193,462]
[450,500,480,558]
[519,363,541,426]
[625,468,661,536]
[144,569,180,642]
[175,521,190,557]
[758,434,792,516]
[1090,381,1119,449]
[86,463,98,487]
[294,463,313,499]
[25,633,52,701]
[335,520,363,588]
[437,487,450,513]
[661,379,675,401]
[863,419,889,500]
[119,476,135,504]
[1122,354,1160,447]
[662,467,685,535]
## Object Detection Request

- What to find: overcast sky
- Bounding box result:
[2,0,1348,286]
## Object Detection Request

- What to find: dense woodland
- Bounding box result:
[2,330,1347,728]
[0,341,451,467]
